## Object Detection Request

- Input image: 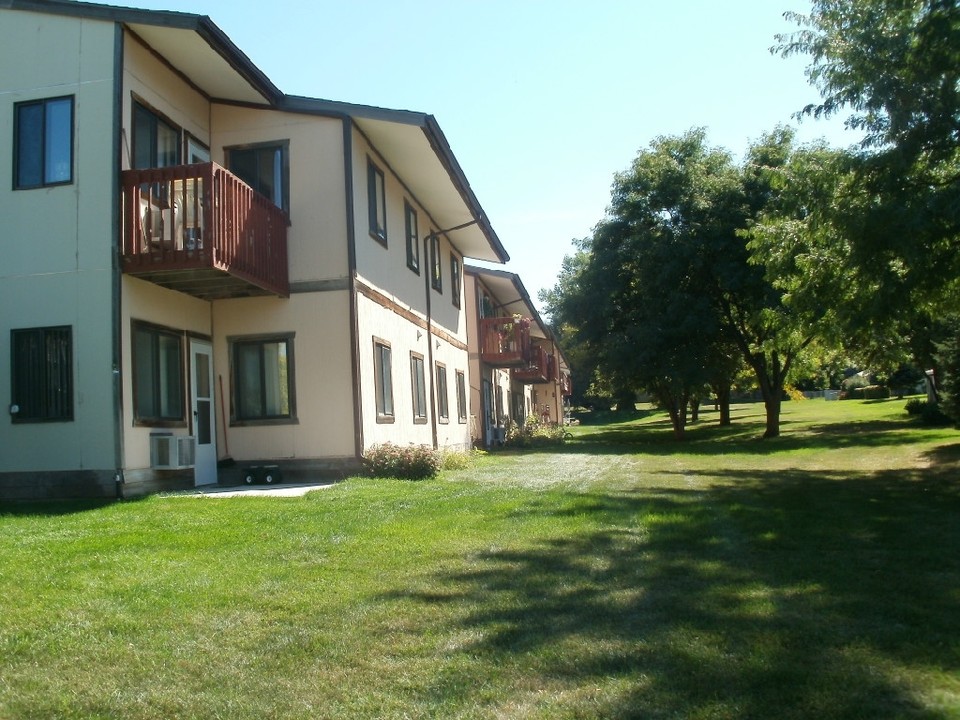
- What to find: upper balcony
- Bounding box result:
[121,162,289,300]
[513,344,556,385]
[561,372,573,397]
[479,316,531,367]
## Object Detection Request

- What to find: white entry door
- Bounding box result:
[190,338,217,486]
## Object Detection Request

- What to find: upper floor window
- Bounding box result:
[132,322,184,425]
[231,334,296,424]
[368,159,387,245]
[430,234,442,293]
[14,96,73,189]
[10,326,73,423]
[404,201,420,273]
[450,255,462,308]
[228,141,289,214]
[133,101,179,170]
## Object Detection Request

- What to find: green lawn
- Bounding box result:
[1,399,958,719]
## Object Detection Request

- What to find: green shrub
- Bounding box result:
[920,402,952,426]
[844,385,890,400]
[363,443,442,480]
[504,416,569,448]
[904,398,927,416]
[440,449,472,471]
[904,399,951,426]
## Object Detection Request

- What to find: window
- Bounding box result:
[436,363,449,423]
[373,338,394,422]
[405,201,420,273]
[228,142,289,213]
[232,335,295,423]
[10,326,73,423]
[410,352,427,423]
[450,255,462,308]
[133,101,179,170]
[14,96,73,189]
[430,234,442,292]
[368,159,387,244]
[132,323,184,424]
[456,370,467,423]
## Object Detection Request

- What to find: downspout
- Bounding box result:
[343,118,363,460]
[424,233,438,450]
[111,23,125,497]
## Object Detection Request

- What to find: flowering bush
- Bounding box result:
[362,443,442,480]
[503,415,569,448]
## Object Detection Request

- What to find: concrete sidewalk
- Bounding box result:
[177,482,336,498]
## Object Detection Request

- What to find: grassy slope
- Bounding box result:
[1,399,958,719]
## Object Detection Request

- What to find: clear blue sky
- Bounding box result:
[121,0,858,312]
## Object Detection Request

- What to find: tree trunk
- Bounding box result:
[714,383,732,426]
[748,353,784,439]
[656,387,688,439]
[690,397,700,422]
[763,393,781,438]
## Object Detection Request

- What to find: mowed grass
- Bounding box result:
[1,399,958,719]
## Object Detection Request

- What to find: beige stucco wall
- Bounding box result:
[121,32,209,171]
[213,291,356,462]
[211,105,349,285]
[120,277,212,470]
[357,294,471,451]
[351,129,469,344]
[0,12,117,473]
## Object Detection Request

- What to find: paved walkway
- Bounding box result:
[178,482,336,498]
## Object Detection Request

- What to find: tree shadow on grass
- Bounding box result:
[381,467,959,718]
[549,416,951,458]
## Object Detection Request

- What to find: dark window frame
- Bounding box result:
[436,362,449,423]
[229,333,297,426]
[10,326,73,423]
[455,370,467,424]
[131,321,186,427]
[450,254,462,308]
[373,337,395,423]
[132,99,181,170]
[368,159,387,245]
[13,95,74,190]
[430,234,442,293]
[226,140,291,215]
[410,352,428,424]
[404,200,420,274]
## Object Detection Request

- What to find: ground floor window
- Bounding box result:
[374,338,394,422]
[411,352,427,423]
[436,363,449,423]
[10,325,73,422]
[231,334,295,423]
[456,370,467,423]
[132,322,184,425]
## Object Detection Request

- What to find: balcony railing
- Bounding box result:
[513,345,553,384]
[479,316,531,367]
[121,162,289,299]
[561,373,573,397]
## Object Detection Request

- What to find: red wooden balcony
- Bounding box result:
[121,162,289,299]
[479,316,531,367]
[561,372,573,397]
[513,345,553,384]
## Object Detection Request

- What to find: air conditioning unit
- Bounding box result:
[150,434,196,469]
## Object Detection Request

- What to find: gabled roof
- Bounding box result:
[465,265,570,370]
[2,0,508,263]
